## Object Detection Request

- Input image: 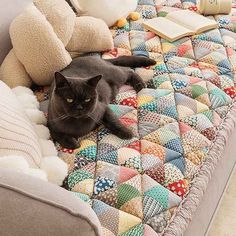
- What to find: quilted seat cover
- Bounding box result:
[35,0,236,235]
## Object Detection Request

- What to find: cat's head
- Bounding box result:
[53,72,102,118]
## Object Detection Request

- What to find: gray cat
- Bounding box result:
[48,55,156,149]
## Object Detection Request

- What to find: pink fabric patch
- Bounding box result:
[144,224,159,236]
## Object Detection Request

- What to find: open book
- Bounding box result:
[142,10,218,42]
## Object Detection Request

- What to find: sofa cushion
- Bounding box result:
[0,81,42,167]
[0,168,102,236]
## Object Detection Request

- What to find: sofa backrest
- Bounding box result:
[0,0,32,64]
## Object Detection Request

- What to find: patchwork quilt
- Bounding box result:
[35,0,236,235]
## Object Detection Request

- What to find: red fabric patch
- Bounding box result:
[120,97,137,108]
[201,127,216,140]
[127,140,140,152]
[188,6,198,11]
[105,48,119,58]
[120,117,136,126]
[167,179,188,198]
[60,147,74,154]
[177,44,191,57]
[224,86,236,98]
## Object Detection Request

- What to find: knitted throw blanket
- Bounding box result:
[35,0,236,235]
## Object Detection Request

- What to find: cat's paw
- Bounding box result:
[116,128,133,140]
[134,81,146,92]
[59,138,80,150]
[145,58,156,66]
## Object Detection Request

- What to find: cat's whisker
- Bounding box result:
[50,114,70,123]
[86,114,104,126]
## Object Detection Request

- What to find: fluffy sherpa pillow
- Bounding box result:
[66,16,115,53]
[70,0,138,27]
[0,0,114,88]
[0,81,68,185]
[9,4,72,86]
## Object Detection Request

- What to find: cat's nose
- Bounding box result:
[77,105,83,110]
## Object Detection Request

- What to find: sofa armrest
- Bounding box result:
[0,168,102,236]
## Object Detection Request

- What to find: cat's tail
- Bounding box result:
[106,56,156,68]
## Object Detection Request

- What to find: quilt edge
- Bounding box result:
[163,101,236,236]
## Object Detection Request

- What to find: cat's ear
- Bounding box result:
[55,72,69,89]
[87,75,102,88]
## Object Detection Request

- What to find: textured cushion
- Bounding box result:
[10,4,72,85]
[0,81,42,167]
[0,168,102,236]
[0,50,32,88]
[66,16,114,53]
[34,0,76,46]
[0,82,68,185]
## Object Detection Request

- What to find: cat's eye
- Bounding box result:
[84,98,91,102]
[66,98,74,103]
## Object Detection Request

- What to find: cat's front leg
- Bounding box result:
[102,107,133,139]
[50,130,80,150]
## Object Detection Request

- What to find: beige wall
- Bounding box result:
[0,0,32,64]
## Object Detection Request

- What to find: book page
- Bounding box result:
[166,10,218,33]
[142,17,194,42]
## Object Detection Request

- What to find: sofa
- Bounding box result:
[1,1,236,236]
[0,1,102,235]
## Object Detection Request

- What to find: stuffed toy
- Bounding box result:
[0,0,114,88]
[69,0,140,28]
[116,12,140,28]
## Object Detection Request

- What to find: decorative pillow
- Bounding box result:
[9,4,72,86]
[66,16,114,53]
[70,0,138,27]
[0,81,68,185]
